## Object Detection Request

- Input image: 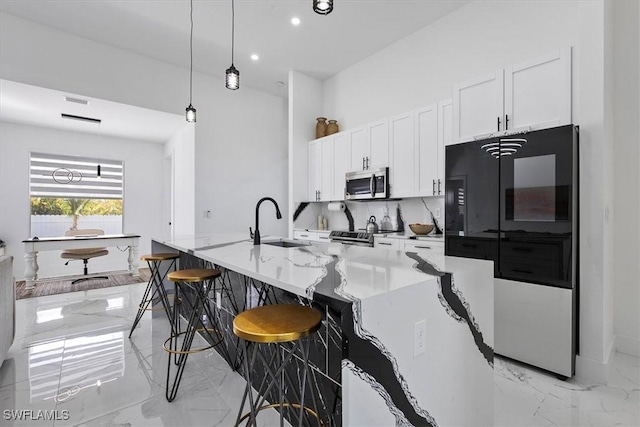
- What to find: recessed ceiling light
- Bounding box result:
[291,17,301,26]
[250,54,259,61]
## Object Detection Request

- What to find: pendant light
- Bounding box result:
[313,0,333,15]
[225,0,240,90]
[185,0,196,122]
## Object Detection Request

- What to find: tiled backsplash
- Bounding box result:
[294,197,444,233]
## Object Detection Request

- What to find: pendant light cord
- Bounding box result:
[189,0,194,104]
[231,0,235,65]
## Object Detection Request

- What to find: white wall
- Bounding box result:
[288,71,324,237]
[0,122,164,279]
[165,124,195,237]
[613,0,640,357]
[0,12,289,240]
[321,0,618,380]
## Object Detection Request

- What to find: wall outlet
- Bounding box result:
[434,208,441,218]
[414,319,427,357]
[216,291,222,309]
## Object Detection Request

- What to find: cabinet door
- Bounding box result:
[349,127,367,171]
[332,132,349,200]
[437,99,453,194]
[415,104,438,196]
[453,70,504,143]
[389,112,415,197]
[368,119,389,169]
[308,139,322,201]
[504,47,571,131]
[320,138,334,201]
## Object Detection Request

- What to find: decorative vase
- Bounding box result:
[315,117,327,139]
[327,119,339,135]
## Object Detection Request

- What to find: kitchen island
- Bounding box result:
[152,233,494,427]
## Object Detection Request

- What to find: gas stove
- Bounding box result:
[328,230,374,247]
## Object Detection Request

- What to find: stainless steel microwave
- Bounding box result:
[345,167,389,200]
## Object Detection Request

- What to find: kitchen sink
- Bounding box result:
[262,240,308,248]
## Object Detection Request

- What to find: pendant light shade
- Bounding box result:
[313,0,333,15]
[185,0,196,122]
[225,65,240,90]
[226,0,240,90]
[186,104,196,123]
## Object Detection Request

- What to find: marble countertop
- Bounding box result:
[154,233,488,303]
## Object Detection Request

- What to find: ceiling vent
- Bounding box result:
[64,96,89,105]
[61,113,101,124]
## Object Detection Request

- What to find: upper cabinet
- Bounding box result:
[349,120,389,171]
[332,132,350,200]
[453,47,571,143]
[453,70,505,143]
[391,99,452,198]
[389,111,416,197]
[308,136,333,202]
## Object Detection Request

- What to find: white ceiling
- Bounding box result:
[0,0,470,97]
[0,0,470,141]
[0,79,186,143]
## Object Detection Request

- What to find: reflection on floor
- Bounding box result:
[0,283,638,427]
[0,283,288,427]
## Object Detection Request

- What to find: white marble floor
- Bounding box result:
[0,283,288,427]
[0,283,638,427]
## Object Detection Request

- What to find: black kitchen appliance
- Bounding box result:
[445,124,578,377]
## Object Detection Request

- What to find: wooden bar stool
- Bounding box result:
[233,304,323,427]
[163,268,226,402]
[129,253,180,338]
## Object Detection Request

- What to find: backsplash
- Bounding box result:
[294,197,444,234]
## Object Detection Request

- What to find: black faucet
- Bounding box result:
[250,197,282,245]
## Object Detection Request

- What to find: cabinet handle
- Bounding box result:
[362,157,365,170]
[414,245,432,249]
[378,242,392,246]
[505,114,509,130]
[300,234,309,237]
[432,179,436,195]
[437,179,442,195]
[319,236,329,240]
[497,116,501,131]
[366,157,370,170]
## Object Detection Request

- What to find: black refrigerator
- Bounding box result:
[445,124,578,378]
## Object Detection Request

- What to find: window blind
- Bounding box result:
[30,152,123,199]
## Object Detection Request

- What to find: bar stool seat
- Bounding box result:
[234,304,323,427]
[129,252,180,338]
[164,268,225,402]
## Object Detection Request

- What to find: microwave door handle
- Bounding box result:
[370,173,376,197]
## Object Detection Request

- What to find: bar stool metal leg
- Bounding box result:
[162,268,226,402]
[129,254,178,338]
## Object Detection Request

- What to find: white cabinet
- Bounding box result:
[368,119,389,169]
[373,237,402,250]
[414,99,451,197]
[453,70,505,143]
[293,230,331,243]
[389,112,416,197]
[415,104,438,196]
[294,230,318,241]
[308,137,332,201]
[308,139,322,201]
[349,120,389,171]
[332,132,350,200]
[504,48,571,131]
[453,48,572,143]
[405,239,444,258]
[316,231,331,243]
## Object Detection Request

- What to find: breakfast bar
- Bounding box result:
[152,233,494,426]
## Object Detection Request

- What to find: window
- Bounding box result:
[29,152,124,237]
